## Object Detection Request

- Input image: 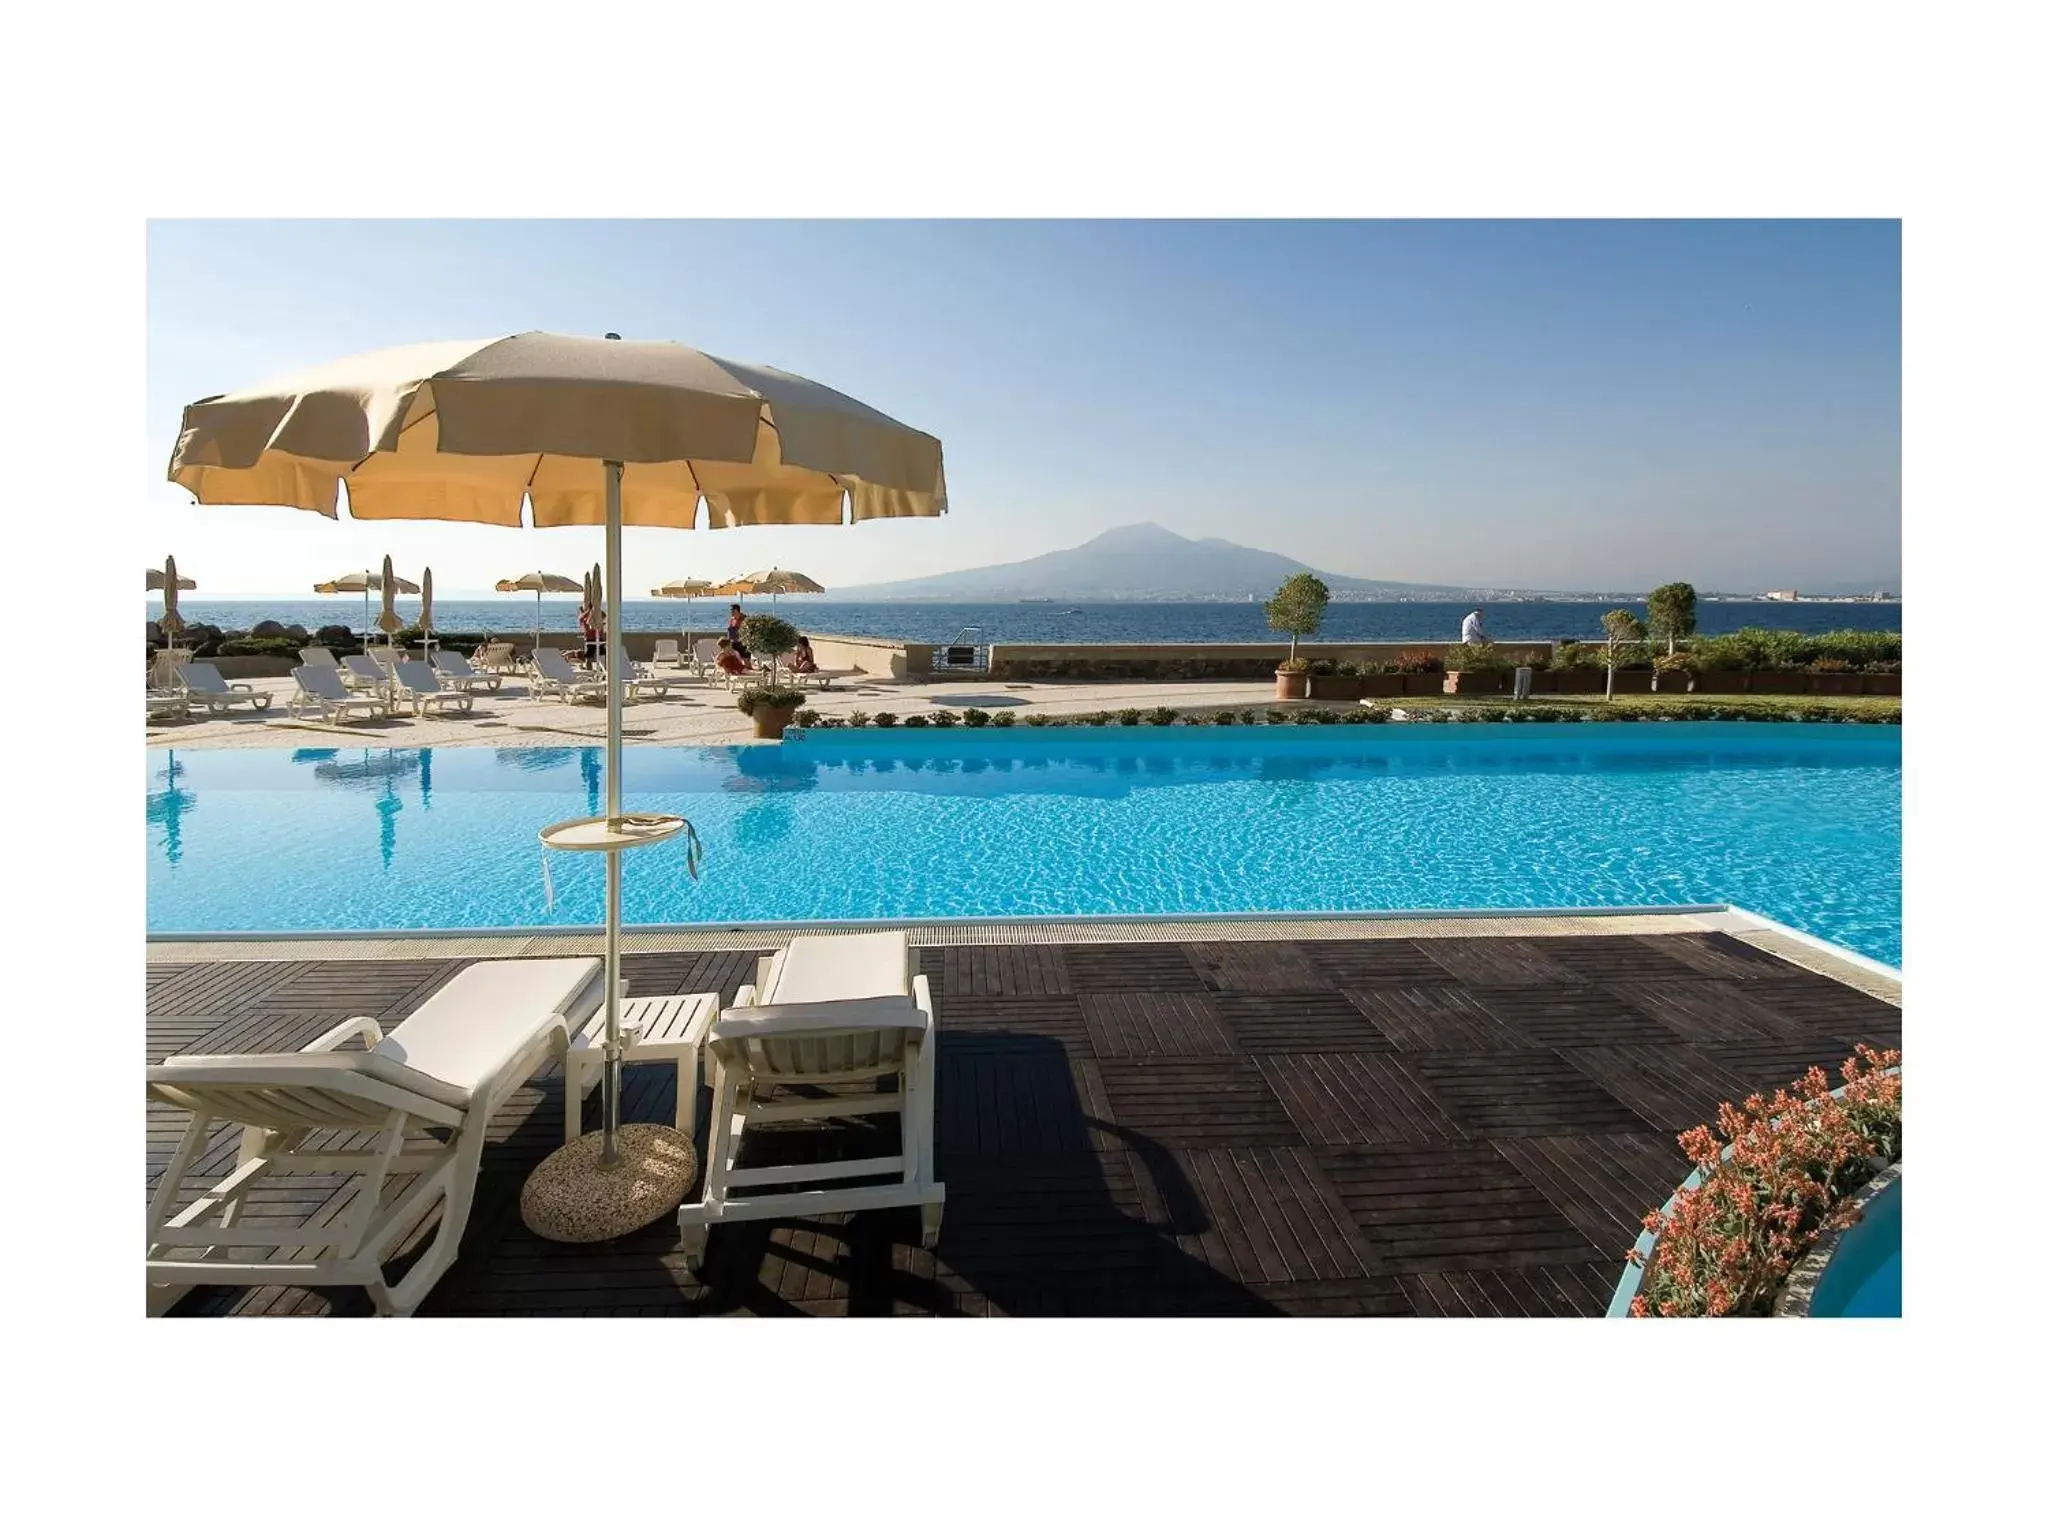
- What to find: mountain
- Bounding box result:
[828,523,1469,601]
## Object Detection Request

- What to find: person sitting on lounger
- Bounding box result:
[787,635,817,675]
[714,636,750,678]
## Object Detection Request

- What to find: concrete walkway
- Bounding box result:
[146,672,1291,750]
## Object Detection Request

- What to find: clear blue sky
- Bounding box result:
[147,220,1901,596]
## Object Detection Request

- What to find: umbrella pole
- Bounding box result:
[601,459,625,1167]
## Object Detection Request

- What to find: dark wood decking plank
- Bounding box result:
[1495,1134,1691,1255]
[1345,987,1540,1051]
[1256,1052,1466,1146]
[1059,943,1208,993]
[1413,938,1588,987]
[1095,1060,1304,1148]
[1408,1051,1657,1138]
[937,995,1094,1052]
[1558,1044,1759,1133]
[1400,1261,1616,1318]
[1638,931,1815,980]
[1185,942,1327,993]
[1699,1038,1866,1096]
[1080,992,1237,1058]
[1735,978,1904,1049]
[1299,939,1458,990]
[1209,991,1393,1053]
[1513,937,1715,984]
[1316,1142,1606,1274]
[920,944,1074,999]
[1466,985,1682,1050]
[1603,979,1799,1044]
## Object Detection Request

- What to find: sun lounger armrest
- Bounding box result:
[713,996,929,1043]
[303,1014,385,1052]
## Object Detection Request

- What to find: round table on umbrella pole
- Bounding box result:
[519,460,699,1244]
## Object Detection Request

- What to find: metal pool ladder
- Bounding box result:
[935,626,988,673]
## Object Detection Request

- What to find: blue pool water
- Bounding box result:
[146,724,1901,961]
[1809,1178,1902,1317]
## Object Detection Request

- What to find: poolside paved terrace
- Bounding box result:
[146,917,1901,1317]
[146,670,1288,749]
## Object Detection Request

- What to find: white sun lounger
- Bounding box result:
[299,646,343,670]
[676,930,943,1266]
[786,666,858,690]
[653,638,684,669]
[176,660,274,714]
[393,659,475,716]
[690,638,721,680]
[532,647,608,703]
[606,658,677,702]
[431,650,505,694]
[147,958,605,1317]
[289,664,387,724]
[342,653,392,693]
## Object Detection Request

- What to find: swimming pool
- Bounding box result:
[146,723,1901,961]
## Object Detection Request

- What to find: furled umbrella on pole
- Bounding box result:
[495,571,582,656]
[418,567,435,658]
[314,566,420,638]
[167,330,947,1247]
[151,556,190,688]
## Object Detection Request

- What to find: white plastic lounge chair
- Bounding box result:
[394,659,475,716]
[532,647,607,703]
[289,665,387,724]
[475,640,521,674]
[677,930,943,1266]
[146,958,605,1316]
[606,658,675,702]
[146,688,189,722]
[342,653,391,693]
[299,645,342,670]
[690,637,721,680]
[653,638,684,669]
[787,665,858,691]
[432,650,504,694]
[176,660,274,714]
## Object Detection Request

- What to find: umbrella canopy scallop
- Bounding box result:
[724,567,825,595]
[169,332,947,529]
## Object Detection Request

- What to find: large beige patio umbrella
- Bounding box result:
[724,567,825,607]
[167,330,946,1240]
[315,565,421,636]
[651,574,720,625]
[496,571,582,652]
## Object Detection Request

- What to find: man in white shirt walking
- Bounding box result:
[1461,607,1488,645]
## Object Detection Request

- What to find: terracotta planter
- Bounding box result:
[1443,670,1508,695]
[1274,668,1309,700]
[1358,675,1408,697]
[749,704,798,739]
[1306,673,1364,701]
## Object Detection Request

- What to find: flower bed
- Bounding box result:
[1616,1045,1901,1317]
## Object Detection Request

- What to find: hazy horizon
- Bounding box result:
[148,220,1901,596]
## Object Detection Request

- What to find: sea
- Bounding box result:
[154,598,1902,645]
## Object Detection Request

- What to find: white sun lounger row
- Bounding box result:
[146,933,943,1315]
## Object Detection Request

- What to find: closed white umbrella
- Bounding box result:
[155,555,187,641]
[418,567,435,656]
[169,329,946,1243]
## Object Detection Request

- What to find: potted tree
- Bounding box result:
[1266,571,1329,700]
[1601,609,1648,699]
[739,611,802,681]
[736,682,808,739]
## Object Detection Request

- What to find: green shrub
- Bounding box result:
[1265,571,1331,660]
[927,709,959,728]
[1334,659,1362,676]
[735,683,807,716]
[1342,706,1389,724]
[872,711,899,727]
[1209,709,1238,725]
[1446,643,1504,672]
[902,714,930,727]
[1086,711,1115,726]
[1394,649,1442,674]
[792,708,821,728]
[1147,707,1179,726]
[1116,708,1143,726]
[1646,582,1699,654]
[846,710,872,727]
[216,636,303,658]
[738,613,801,666]
[992,710,1018,727]
[1023,713,1052,727]
[1275,657,1310,674]
[961,708,991,727]
[1308,658,1335,676]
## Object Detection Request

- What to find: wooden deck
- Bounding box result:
[147,932,1902,1317]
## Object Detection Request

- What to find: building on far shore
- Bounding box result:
[1761,589,1800,601]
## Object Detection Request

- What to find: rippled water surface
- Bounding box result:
[147,724,1901,963]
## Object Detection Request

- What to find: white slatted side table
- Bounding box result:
[564,992,719,1145]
